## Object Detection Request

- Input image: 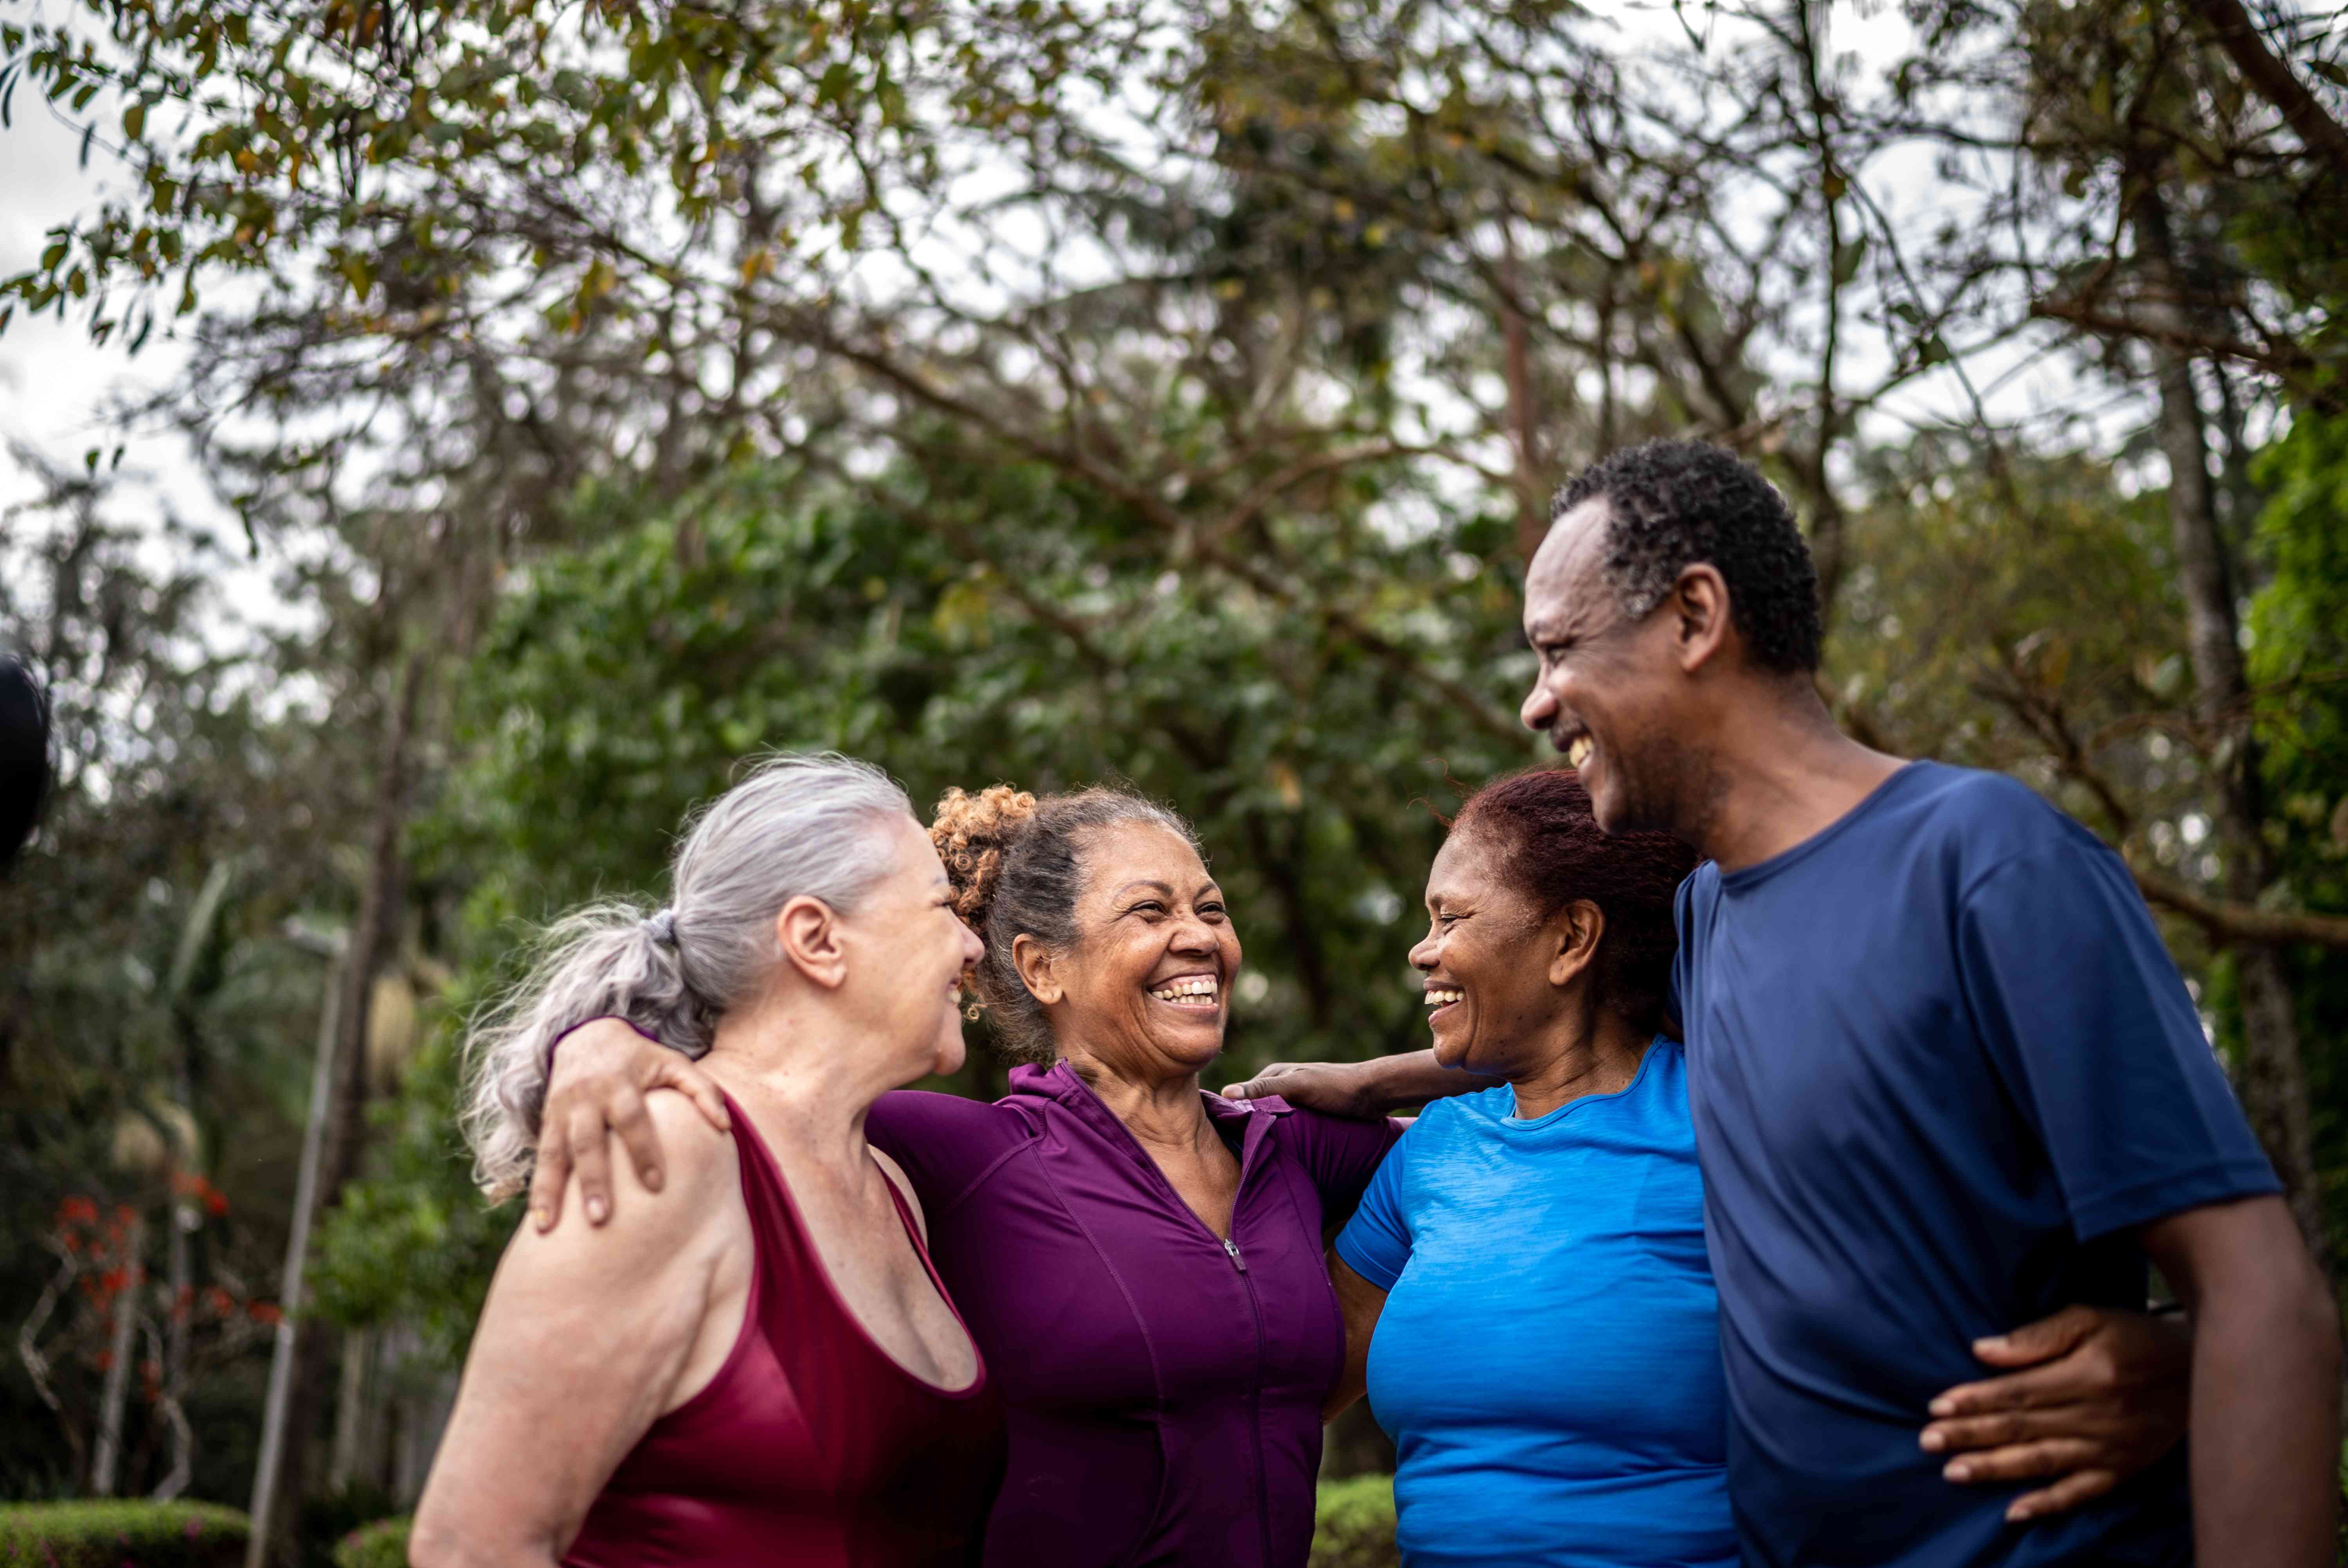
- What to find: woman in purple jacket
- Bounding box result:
[546,784,1400,1568]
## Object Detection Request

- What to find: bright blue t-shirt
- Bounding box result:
[1676,761,2279,1568]
[1334,1039,1734,1568]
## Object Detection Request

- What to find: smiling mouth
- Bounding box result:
[1424,985,1462,1015]
[1149,976,1220,1009]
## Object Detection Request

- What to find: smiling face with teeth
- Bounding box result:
[1408,826,1606,1079]
[1009,819,1242,1082]
[1519,497,1730,840]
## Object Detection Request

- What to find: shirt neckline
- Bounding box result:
[1502,1035,1676,1128]
[1716,760,1932,894]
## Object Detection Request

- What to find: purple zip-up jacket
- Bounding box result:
[865,1061,1400,1568]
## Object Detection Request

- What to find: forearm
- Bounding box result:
[1353,1050,1503,1117]
[408,1511,563,1568]
[2184,1281,2339,1564]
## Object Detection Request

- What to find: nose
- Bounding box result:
[1407,927,1437,970]
[1169,910,1217,956]
[1520,678,1557,732]
[958,921,985,967]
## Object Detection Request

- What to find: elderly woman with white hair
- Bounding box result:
[409,755,1006,1568]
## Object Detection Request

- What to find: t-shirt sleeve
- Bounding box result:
[1957,838,2280,1241]
[1331,1130,1414,1291]
[1282,1106,1406,1227]
[864,1090,1029,1217]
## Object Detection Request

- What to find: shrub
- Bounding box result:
[1310,1474,1399,1568]
[0,1501,248,1567]
[331,1516,409,1568]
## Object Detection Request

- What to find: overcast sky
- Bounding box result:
[0,100,221,528]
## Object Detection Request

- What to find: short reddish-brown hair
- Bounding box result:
[1449,769,1699,1034]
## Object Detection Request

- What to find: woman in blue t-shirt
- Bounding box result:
[1321,768,1729,1568]
[1304,769,2185,1568]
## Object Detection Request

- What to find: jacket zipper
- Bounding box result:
[1063,1072,1279,1566]
[1235,1234,1271,1566]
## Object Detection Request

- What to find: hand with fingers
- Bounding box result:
[1921,1303,2191,1522]
[529,1017,731,1233]
[1220,1061,1381,1119]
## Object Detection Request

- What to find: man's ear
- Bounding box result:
[1547,899,1604,990]
[1671,564,1733,675]
[1012,932,1064,1005]
[776,895,850,989]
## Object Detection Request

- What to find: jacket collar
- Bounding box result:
[1007,1059,1289,1173]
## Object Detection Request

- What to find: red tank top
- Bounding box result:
[564,1092,1006,1568]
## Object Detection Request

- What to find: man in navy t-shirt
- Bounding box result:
[1510,440,2337,1566]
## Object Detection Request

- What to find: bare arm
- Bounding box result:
[1325,1254,1389,1422]
[1922,1304,2190,1521]
[411,1095,746,1568]
[1224,1052,1501,1119]
[2140,1194,2339,1566]
[529,1016,731,1231]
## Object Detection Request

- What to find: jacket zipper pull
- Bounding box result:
[1223,1237,1247,1273]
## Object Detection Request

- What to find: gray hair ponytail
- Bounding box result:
[462,752,912,1199]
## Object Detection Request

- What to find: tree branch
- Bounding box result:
[2130,863,2348,949]
[2178,0,2348,179]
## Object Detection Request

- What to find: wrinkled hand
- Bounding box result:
[1220,1061,1379,1120]
[1921,1304,2191,1522]
[527,1018,729,1232]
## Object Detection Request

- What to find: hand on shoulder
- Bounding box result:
[535,1087,738,1255]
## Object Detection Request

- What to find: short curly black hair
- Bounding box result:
[1552,439,1822,673]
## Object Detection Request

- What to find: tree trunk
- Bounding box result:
[247,656,423,1566]
[328,1327,375,1494]
[1498,210,1549,565]
[156,857,230,1504]
[90,1212,147,1496]
[149,1201,194,1502]
[2136,185,2329,1267]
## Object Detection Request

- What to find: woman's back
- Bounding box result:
[566,1091,1006,1568]
[1333,1040,1732,1568]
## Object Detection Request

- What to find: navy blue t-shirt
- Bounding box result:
[1674,761,2277,1568]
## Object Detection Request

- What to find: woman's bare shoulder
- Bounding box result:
[538,1088,740,1250]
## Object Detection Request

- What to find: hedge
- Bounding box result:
[1309,1474,1399,1568]
[0,1501,248,1568]
[332,1516,409,1568]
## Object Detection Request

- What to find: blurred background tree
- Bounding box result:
[2,0,2344,1555]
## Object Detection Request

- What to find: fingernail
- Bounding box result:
[2007,1503,2033,1522]
[1929,1396,1954,1417]
[533,1208,551,1231]
[586,1196,607,1223]
[1919,1430,1944,1452]
[1945,1462,1971,1482]
[644,1169,663,1192]
[1974,1336,2006,1352]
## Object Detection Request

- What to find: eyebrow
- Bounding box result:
[1111,880,1223,902]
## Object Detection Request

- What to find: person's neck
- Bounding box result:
[701,999,900,1172]
[1684,682,1906,873]
[1508,1000,1653,1122]
[1062,1046,1216,1156]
